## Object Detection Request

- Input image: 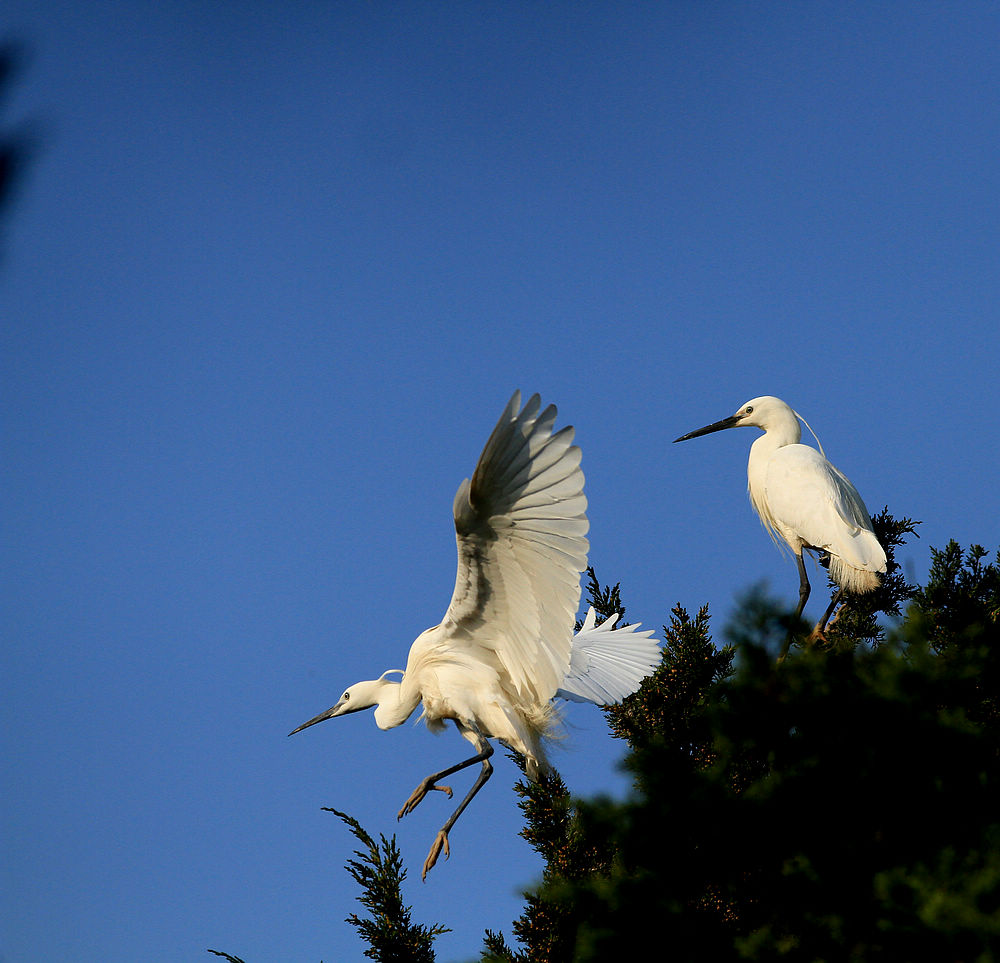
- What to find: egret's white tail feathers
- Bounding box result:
[497,699,556,781]
[826,522,886,594]
[828,556,882,594]
[556,607,660,705]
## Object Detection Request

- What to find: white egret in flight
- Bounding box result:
[674,396,886,651]
[292,392,659,878]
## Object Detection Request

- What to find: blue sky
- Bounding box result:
[2,3,998,961]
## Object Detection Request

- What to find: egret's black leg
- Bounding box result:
[420,732,494,879]
[397,733,493,820]
[793,552,811,621]
[779,553,812,662]
[816,586,845,635]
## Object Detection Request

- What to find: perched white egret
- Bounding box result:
[291,392,659,878]
[674,396,886,649]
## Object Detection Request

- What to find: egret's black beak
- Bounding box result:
[288,701,344,736]
[674,414,742,443]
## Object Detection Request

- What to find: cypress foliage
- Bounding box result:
[328,808,449,962]
[503,526,1000,961]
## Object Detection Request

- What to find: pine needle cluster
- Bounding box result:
[326,808,449,962]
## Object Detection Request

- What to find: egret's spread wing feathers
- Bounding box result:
[557,607,660,704]
[444,392,589,704]
[766,446,885,572]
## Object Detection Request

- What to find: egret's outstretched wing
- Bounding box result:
[442,391,589,704]
[556,607,660,705]
[766,445,885,572]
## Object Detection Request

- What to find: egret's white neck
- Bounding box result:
[758,407,801,449]
[372,677,421,730]
[746,413,801,523]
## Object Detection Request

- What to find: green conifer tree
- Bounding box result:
[329,808,449,962]
[504,528,1000,962]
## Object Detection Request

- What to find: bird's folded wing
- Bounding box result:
[767,446,885,571]
[443,391,589,704]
